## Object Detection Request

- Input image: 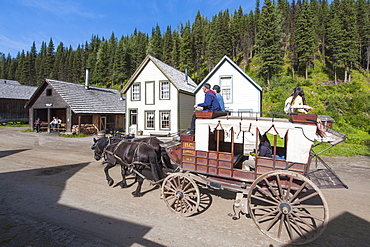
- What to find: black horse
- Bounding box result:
[95,140,166,197]
[91,135,175,170]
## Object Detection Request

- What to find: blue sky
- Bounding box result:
[0,0,256,58]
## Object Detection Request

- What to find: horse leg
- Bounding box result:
[104,162,116,186]
[115,165,128,188]
[149,152,165,181]
[131,166,145,197]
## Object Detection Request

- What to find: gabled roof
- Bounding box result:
[194,55,262,93]
[28,79,125,114]
[122,55,197,94]
[0,83,37,100]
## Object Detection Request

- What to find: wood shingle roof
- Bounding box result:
[45,79,125,114]
[0,83,37,100]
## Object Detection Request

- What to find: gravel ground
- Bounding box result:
[0,127,369,247]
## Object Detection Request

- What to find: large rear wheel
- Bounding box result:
[247,170,329,245]
[161,173,200,217]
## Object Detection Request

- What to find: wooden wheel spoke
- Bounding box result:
[277,213,285,239]
[167,179,178,191]
[255,184,280,203]
[164,184,176,192]
[183,195,198,205]
[292,209,325,222]
[289,181,307,203]
[251,194,279,206]
[285,176,293,201]
[292,205,325,209]
[251,205,278,210]
[256,209,279,222]
[288,214,306,238]
[290,212,318,231]
[266,212,282,231]
[292,192,319,205]
[182,180,192,191]
[167,197,177,208]
[276,174,283,200]
[263,177,280,199]
[183,187,196,194]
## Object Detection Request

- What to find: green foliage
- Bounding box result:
[1,122,29,127]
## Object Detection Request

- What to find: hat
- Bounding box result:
[212,85,220,90]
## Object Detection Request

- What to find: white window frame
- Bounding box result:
[160,81,170,100]
[145,111,155,130]
[159,111,170,130]
[132,83,141,101]
[220,76,233,103]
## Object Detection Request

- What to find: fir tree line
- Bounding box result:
[0,0,370,88]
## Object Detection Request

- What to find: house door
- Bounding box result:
[100,116,106,131]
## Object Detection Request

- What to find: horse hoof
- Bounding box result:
[131,191,143,197]
[108,180,114,186]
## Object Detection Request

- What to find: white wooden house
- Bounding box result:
[195,55,262,116]
[121,55,197,136]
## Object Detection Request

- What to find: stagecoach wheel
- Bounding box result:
[161,173,200,217]
[247,170,329,245]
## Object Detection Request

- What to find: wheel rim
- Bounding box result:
[161,173,200,217]
[247,170,329,245]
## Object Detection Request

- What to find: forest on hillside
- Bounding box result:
[1,0,370,87]
[0,0,369,152]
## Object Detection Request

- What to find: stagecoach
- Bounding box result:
[160,111,348,245]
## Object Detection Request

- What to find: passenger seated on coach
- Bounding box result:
[258,134,285,159]
[187,83,220,135]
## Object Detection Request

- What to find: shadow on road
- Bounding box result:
[0,161,164,246]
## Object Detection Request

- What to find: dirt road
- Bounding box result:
[0,127,369,247]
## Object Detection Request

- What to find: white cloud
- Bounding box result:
[20,0,101,18]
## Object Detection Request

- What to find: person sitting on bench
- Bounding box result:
[187,83,220,135]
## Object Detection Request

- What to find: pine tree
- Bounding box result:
[295,0,317,80]
[162,26,173,65]
[180,21,194,73]
[256,0,283,87]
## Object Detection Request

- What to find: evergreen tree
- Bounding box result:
[95,40,110,86]
[147,24,163,60]
[162,26,174,65]
[295,0,317,80]
[256,0,283,86]
[180,21,194,73]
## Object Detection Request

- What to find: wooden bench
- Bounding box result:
[196,111,228,119]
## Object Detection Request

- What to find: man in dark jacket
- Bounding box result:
[187,83,220,135]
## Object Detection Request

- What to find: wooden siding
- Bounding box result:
[126,60,196,135]
[178,92,195,130]
[0,98,29,123]
[196,58,261,113]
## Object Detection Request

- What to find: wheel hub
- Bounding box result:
[279,202,292,214]
[175,191,184,200]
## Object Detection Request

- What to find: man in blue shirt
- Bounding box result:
[213,85,225,111]
[187,83,220,135]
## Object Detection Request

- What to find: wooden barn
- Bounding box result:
[26,78,125,134]
[0,79,37,123]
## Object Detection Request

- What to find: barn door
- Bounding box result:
[100,116,106,131]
